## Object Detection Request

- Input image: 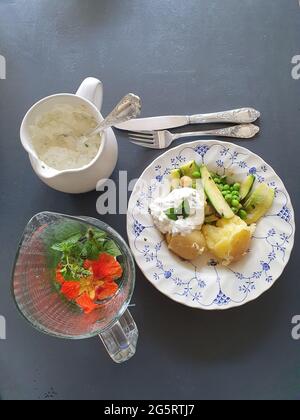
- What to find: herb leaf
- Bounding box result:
[182,199,191,219]
[81,241,100,260]
[51,233,82,252]
[103,240,122,257]
[165,200,191,221]
[165,208,178,221]
[91,230,107,240]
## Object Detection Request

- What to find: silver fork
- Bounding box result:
[129,124,260,149]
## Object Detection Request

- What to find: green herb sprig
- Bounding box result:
[51,228,122,281]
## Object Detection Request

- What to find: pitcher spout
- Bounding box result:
[29,155,61,180]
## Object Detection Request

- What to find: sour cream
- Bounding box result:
[30,104,101,171]
[150,187,205,236]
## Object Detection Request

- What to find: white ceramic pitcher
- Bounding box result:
[20,78,118,194]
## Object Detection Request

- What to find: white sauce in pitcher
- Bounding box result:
[30,104,101,171]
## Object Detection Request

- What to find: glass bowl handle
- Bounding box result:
[99,310,138,364]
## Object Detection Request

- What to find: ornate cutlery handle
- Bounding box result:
[172,124,260,140]
[89,93,142,136]
[189,108,260,124]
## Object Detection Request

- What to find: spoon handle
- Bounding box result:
[90,94,142,136]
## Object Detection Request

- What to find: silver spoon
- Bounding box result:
[82,93,142,141]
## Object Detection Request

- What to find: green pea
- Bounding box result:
[218,184,224,191]
[233,183,241,191]
[223,184,230,191]
[213,177,220,184]
[232,193,240,199]
[225,194,232,203]
[193,171,201,179]
[231,207,239,214]
[231,199,240,208]
[222,190,228,196]
[238,209,248,220]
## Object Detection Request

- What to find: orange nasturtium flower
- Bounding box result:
[84,253,123,281]
[76,292,99,315]
[61,282,81,300]
[96,281,119,301]
[55,253,122,314]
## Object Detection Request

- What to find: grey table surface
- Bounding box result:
[0,0,299,401]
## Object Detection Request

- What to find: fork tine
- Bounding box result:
[129,130,154,135]
[130,140,157,149]
[129,136,155,145]
[128,131,154,139]
[128,131,155,142]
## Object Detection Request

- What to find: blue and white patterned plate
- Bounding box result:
[127,141,295,309]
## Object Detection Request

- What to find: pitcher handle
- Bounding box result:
[76,77,103,111]
[99,310,139,364]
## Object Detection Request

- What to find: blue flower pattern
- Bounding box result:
[134,221,146,237]
[194,145,210,160]
[278,206,291,222]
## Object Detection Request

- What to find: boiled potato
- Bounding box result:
[202,216,256,265]
[166,230,206,260]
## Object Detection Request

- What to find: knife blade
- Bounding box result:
[114,108,260,132]
[115,115,190,132]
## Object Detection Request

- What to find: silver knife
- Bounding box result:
[115,107,260,131]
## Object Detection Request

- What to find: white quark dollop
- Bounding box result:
[150,187,205,236]
[30,104,101,171]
